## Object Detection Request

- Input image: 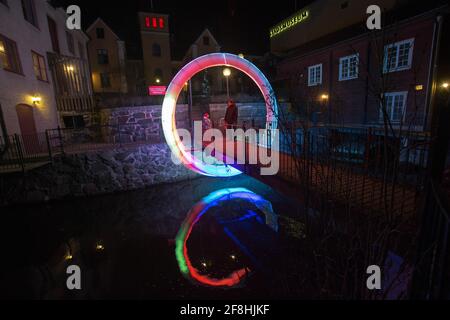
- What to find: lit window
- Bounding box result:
[21,0,38,27]
[308,64,322,86]
[100,73,111,88]
[31,51,48,81]
[384,39,414,73]
[97,49,109,64]
[159,18,164,29]
[339,54,359,81]
[380,92,408,123]
[0,34,22,74]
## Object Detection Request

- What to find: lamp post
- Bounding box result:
[223,67,231,99]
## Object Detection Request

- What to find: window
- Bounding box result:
[63,115,85,129]
[339,54,359,81]
[100,73,111,88]
[96,28,105,39]
[380,92,408,123]
[47,16,60,53]
[31,51,48,81]
[308,64,322,86]
[97,49,109,64]
[66,31,75,55]
[384,39,414,73]
[145,16,164,29]
[152,43,161,57]
[21,0,38,27]
[78,42,85,60]
[203,36,210,46]
[341,1,349,9]
[0,34,23,74]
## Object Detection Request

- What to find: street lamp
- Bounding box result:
[223,67,231,98]
[442,82,449,89]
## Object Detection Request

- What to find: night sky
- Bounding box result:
[50,0,315,59]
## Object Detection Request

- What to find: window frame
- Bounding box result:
[308,63,322,87]
[96,28,105,39]
[100,72,111,88]
[152,43,161,57]
[21,0,39,28]
[383,38,414,73]
[0,34,23,75]
[31,50,48,82]
[97,49,109,65]
[66,31,75,55]
[338,53,359,81]
[380,91,408,123]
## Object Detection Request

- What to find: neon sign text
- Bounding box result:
[270,10,309,38]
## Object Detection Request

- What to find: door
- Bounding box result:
[16,104,40,155]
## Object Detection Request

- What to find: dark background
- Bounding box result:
[49,0,315,59]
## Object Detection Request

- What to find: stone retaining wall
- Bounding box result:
[0,143,198,206]
[100,105,189,142]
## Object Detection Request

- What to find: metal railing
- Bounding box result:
[0,132,54,173]
[0,124,164,173]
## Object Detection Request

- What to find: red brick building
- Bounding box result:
[273,2,448,131]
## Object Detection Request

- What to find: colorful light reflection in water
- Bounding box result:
[175,188,278,287]
[161,53,279,177]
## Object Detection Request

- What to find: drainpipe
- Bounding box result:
[423,14,444,131]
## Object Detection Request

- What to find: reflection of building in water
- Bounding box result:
[175,188,278,287]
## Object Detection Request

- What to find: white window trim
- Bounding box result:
[383,38,414,73]
[379,91,408,123]
[338,53,359,81]
[308,63,322,86]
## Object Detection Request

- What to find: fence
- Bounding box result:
[0,124,164,173]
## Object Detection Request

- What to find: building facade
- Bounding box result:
[272,1,446,131]
[86,18,128,94]
[0,0,93,137]
[139,12,172,87]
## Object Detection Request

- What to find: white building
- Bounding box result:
[0,0,93,137]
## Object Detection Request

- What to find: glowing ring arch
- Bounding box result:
[175,188,278,287]
[162,53,279,177]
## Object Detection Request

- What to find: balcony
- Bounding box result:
[47,52,95,112]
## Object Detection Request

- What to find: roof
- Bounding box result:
[86,17,122,41]
[278,2,449,64]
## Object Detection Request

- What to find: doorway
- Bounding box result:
[16,104,40,154]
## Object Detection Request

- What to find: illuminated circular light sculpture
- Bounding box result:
[162,53,278,177]
[175,188,278,287]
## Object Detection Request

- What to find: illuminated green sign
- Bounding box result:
[270,10,309,38]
